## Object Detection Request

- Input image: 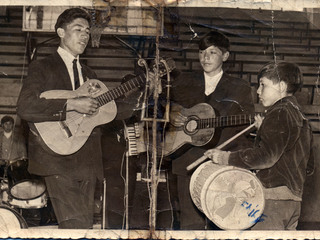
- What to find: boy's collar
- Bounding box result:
[268,96,297,109]
[204,70,223,79]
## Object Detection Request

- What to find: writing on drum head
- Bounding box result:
[241,201,267,224]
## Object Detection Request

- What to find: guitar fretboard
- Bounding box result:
[94,74,145,107]
[197,114,255,129]
[92,58,175,108]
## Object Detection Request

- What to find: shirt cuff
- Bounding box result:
[218,151,231,165]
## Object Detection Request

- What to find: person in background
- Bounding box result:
[204,61,314,230]
[0,115,27,177]
[0,116,27,161]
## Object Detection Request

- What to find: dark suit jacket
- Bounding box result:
[17,52,103,180]
[170,71,255,175]
[0,129,27,160]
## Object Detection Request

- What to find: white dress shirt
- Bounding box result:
[57,47,84,90]
[204,70,223,96]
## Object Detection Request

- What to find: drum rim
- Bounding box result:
[202,166,265,230]
[8,195,48,209]
[190,161,265,230]
[9,179,47,201]
[0,205,28,229]
[189,161,204,211]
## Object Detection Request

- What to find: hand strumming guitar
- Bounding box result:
[67,97,99,115]
[169,104,187,127]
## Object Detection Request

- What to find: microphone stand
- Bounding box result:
[138,31,171,238]
[138,60,171,234]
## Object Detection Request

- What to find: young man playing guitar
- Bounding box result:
[17,8,102,229]
[168,31,255,230]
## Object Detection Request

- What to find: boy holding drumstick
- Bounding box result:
[204,61,314,230]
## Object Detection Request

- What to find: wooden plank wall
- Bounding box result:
[0,6,319,134]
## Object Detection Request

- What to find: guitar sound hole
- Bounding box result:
[185,119,198,134]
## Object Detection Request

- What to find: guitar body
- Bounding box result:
[34,79,117,155]
[32,59,176,155]
[164,103,215,157]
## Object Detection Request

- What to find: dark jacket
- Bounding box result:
[0,129,27,160]
[170,71,255,175]
[17,52,103,180]
[228,96,313,198]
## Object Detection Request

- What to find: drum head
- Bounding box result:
[10,179,46,200]
[0,206,28,230]
[190,161,265,230]
[202,166,264,230]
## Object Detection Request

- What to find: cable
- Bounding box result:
[119,150,127,230]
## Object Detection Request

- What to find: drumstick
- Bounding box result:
[186,123,256,171]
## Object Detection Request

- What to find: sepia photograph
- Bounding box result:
[0,0,319,239]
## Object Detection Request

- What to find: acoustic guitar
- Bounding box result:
[163,103,255,157]
[34,59,175,155]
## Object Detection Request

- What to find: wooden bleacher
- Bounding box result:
[0,8,318,105]
[0,6,319,130]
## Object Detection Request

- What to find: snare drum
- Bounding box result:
[5,160,47,209]
[0,205,28,230]
[9,179,47,209]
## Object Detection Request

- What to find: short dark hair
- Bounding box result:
[1,116,14,125]
[257,61,303,94]
[55,8,91,33]
[199,31,230,53]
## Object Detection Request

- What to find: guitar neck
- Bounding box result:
[94,74,146,107]
[197,114,255,129]
[93,58,175,108]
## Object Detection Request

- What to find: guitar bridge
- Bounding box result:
[59,121,72,138]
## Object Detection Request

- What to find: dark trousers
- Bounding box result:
[251,199,301,230]
[44,173,96,229]
[104,154,138,229]
[176,174,220,230]
[177,175,207,229]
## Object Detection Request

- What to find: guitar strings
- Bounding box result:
[197,114,255,129]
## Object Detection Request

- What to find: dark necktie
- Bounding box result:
[73,59,80,89]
